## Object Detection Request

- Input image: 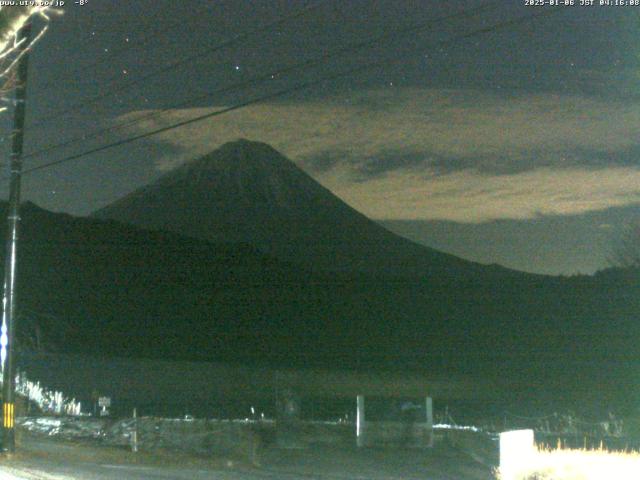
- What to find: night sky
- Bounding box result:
[4,0,639,275]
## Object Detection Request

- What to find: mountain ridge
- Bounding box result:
[93,139,522,278]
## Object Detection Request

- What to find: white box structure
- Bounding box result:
[499,429,535,480]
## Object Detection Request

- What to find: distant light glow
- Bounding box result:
[0,6,55,78]
[0,5,57,115]
[0,372,82,415]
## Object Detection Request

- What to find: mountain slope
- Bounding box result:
[0,202,638,411]
[9,202,321,360]
[93,139,511,278]
[3,202,527,368]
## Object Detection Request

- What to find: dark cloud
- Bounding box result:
[300,143,640,181]
[119,87,640,222]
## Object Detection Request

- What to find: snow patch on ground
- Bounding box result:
[0,465,72,480]
[18,417,106,440]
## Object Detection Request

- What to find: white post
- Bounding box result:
[131,407,138,453]
[499,429,535,480]
[425,397,433,447]
[356,395,365,447]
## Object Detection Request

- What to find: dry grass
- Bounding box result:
[497,445,640,480]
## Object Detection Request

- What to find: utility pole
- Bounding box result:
[1,22,32,453]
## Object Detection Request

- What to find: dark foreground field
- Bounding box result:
[0,429,495,480]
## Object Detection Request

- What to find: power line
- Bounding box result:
[20,7,564,178]
[26,1,324,130]
[21,7,562,176]
[24,1,500,161]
